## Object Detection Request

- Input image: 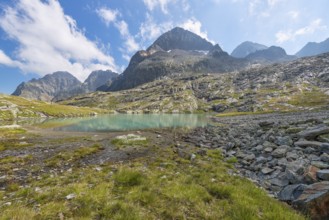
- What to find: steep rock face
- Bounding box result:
[296,38,329,57]
[12,71,81,102]
[149,27,213,51]
[246,46,296,63]
[231,41,268,58]
[106,28,248,92]
[106,46,247,92]
[54,70,118,101]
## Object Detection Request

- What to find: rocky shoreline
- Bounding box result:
[185,110,329,219]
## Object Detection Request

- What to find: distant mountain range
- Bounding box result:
[102,27,295,92]
[296,38,329,57]
[11,27,329,102]
[12,70,118,102]
[231,41,268,58]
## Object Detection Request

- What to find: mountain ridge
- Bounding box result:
[12,70,118,102]
[231,41,268,58]
[296,38,329,57]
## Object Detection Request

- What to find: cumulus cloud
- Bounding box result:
[180,18,211,42]
[139,13,173,42]
[276,18,327,43]
[0,0,118,81]
[97,7,140,58]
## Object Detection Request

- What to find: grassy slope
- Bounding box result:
[0,94,110,121]
[0,128,306,220]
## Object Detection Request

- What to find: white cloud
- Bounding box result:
[180,18,211,42]
[248,0,261,15]
[0,50,16,66]
[97,8,139,58]
[276,18,327,43]
[143,0,176,14]
[0,0,118,80]
[139,14,173,42]
[96,8,119,26]
[288,10,299,20]
[267,0,282,7]
[115,20,130,37]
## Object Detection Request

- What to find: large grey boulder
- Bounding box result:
[293,181,329,220]
[278,184,307,202]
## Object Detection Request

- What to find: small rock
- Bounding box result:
[4,202,11,206]
[263,141,277,149]
[294,141,322,148]
[261,167,274,174]
[297,125,329,140]
[271,146,288,158]
[320,153,329,162]
[278,184,307,202]
[317,170,329,181]
[269,178,289,187]
[264,147,273,153]
[308,154,321,161]
[303,165,319,183]
[259,121,275,127]
[244,154,256,161]
[286,152,299,161]
[275,136,293,146]
[311,161,329,169]
[157,135,162,138]
[321,143,329,153]
[65,193,76,200]
[254,145,263,151]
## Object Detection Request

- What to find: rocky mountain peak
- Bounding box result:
[84,70,118,92]
[231,41,268,58]
[12,70,118,102]
[296,38,329,57]
[148,27,213,51]
[208,44,227,57]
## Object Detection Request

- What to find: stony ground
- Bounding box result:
[186,110,329,219]
[0,119,305,219]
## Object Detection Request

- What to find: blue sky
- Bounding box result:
[0,0,328,94]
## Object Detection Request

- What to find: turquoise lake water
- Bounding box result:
[42,114,209,132]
